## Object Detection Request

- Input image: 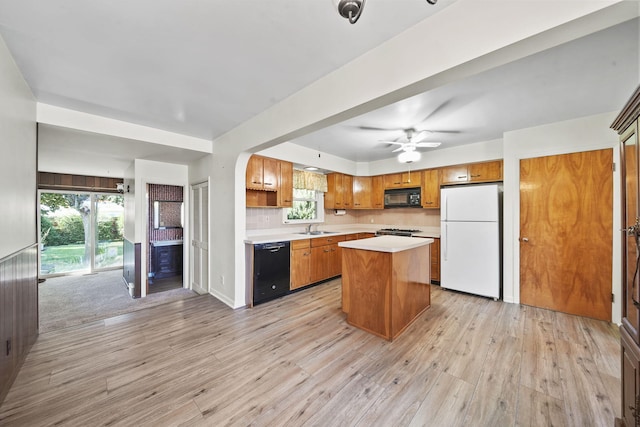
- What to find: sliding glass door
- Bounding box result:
[39,191,124,276]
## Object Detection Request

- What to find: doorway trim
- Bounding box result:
[502,114,621,321]
[190,180,210,295]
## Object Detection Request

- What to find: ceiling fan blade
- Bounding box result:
[356,125,404,132]
[417,99,453,124]
[379,140,404,145]
[392,146,405,153]
[420,129,461,134]
[416,142,442,148]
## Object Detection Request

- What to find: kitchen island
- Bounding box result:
[339,235,433,341]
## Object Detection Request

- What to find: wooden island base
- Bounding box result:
[340,237,431,341]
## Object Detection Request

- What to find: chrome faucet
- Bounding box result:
[305,224,312,234]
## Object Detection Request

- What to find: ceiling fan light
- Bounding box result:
[398,150,421,163]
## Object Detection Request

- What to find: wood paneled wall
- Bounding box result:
[148,184,184,242]
[38,172,123,193]
[0,245,38,406]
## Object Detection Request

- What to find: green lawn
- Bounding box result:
[41,242,123,274]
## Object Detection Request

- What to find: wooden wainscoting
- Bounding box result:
[0,245,38,406]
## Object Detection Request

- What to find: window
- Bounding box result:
[283,189,324,224]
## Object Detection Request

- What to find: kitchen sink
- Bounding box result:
[297,231,337,235]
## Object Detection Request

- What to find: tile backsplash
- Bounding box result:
[246,207,440,230]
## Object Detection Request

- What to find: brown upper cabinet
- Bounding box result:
[246,155,278,191]
[353,176,372,209]
[440,160,503,185]
[325,173,354,209]
[246,155,292,208]
[383,171,422,188]
[371,176,384,209]
[277,160,293,208]
[421,169,440,208]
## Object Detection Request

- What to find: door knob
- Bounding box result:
[520,237,529,242]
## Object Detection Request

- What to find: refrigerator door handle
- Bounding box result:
[443,223,448,261]
[442,192,447,220]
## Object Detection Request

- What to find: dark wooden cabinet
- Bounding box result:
[151,243,183,279]
[613,85,640,427]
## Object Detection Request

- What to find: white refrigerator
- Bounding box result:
[440,183,501,299]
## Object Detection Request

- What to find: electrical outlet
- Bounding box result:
[220,275,225,285]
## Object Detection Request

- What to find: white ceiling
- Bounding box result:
[0,1,638,172]
[293,18,639,162]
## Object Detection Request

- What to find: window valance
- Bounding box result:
[293,170,328,193]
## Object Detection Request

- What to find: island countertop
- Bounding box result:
[338,235,433,253]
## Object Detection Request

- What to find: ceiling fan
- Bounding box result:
[382,128,442,153]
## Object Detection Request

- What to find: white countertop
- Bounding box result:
[244,225,440,244]
[338,235,433,253]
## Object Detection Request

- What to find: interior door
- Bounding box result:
[520,149,613,321]
[622,123,640,342]
[191,182,209,294]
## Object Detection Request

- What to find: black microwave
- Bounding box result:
[384,187,421,208]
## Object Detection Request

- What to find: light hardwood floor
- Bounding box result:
[0,280,620,426]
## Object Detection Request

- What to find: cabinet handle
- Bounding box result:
[284,199,291,202]
[264,182,273,186]
[252,181,262,184]
[457,175,467,179]
[327,239,333,242]
[470,174,481,178]
[331,248,336,252]
[324,249,330,253]
[303,252,310,256]
[394,181,402,185]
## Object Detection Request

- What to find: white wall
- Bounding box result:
[502,112,621,322]
[134,159,189,297]
[0,34,36,259]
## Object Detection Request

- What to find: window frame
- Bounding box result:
[282,189,325,224]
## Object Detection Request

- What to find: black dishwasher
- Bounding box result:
[253,241,291,305]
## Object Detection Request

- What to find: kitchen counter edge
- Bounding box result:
[338,235,434,253]
[245,229,440,244]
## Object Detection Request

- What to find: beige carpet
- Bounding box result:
[39,269,198,333]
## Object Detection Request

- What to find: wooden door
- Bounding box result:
[622,122,640,342]
[342,175,353,208]
[245,155,264,190]
[469,160,502,182]
[371,176,384,209]
[310,246,331,283]
[440,165,468,184]
[383,173,403,188]
[422,169,440,208]
[520,149,613,321]
[353,176,372,209]
[290,240,311,290]
[262,157,278,191]
[278,160,293,207]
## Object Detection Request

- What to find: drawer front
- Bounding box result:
[291,239,310,250]
[311,235,346,247]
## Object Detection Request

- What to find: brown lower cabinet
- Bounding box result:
[291,234,382,290]
[430,238,440,283]
[290,239,312,290]
[310,236,345,283]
